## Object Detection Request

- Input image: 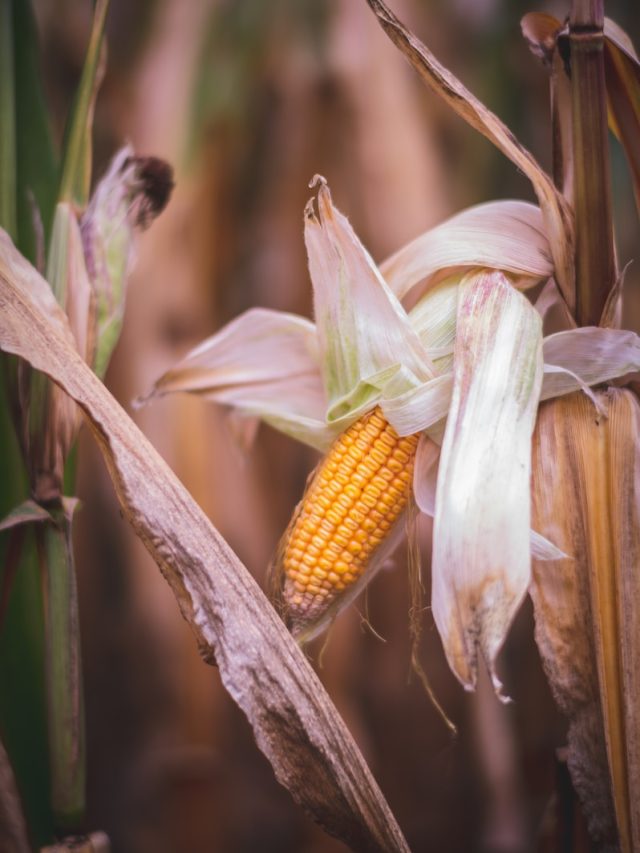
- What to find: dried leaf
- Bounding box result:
[599,263,630,330]
[0,498,53,530]
[521,13,562,66]
[603,21,640,215]
[531,390,640,850]
[0,231,78,497]
[432,270,543,697]
[0,232,410,853]
[520,13,573,200]
[521,15,640,212]
[366,0,575,312]
[542,327,640,399]
[605,19,639,63]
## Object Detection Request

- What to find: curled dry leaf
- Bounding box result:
[532,390,640,851]
[365,0,575,312]
[520,12,574,201]
[522,12,640,215]
[0,232,410,853]
[603,20,640,216]
[520,12,562,66]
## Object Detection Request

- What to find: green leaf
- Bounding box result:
[13,0,57,264]
[0,375,52,845]
[41,501,85,830]
[0,531,52,845]
[58,0,109,208]
[0,0,17,238]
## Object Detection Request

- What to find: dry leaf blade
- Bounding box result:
[365,0,575,311]
[0,233,410,853]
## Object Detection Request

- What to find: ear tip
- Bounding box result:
[306,175,333,224]
[308,174,327,190]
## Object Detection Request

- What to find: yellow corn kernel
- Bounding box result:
[282,406,419,630]
[325,508,343,526]
[316,494,332,511]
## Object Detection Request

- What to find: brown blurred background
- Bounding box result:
[23,0,640,850]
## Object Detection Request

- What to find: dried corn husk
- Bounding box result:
[432,269,543,697]
[531,389,640,851]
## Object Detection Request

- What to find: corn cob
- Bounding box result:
[283,406,419,631]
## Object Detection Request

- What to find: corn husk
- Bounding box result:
[531,389,640,851]
[81,147,174,378]
[413,434,565,562]
[304,175,434,421]
[432,269,543,696]
[47,202,93,365]
[381,201,553,301]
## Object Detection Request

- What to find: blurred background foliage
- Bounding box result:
[1,0,639,850]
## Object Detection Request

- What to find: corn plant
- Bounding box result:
[1,0,640,850]
[0,0,172,848]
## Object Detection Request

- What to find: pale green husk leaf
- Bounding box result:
[304,176,434,422]
[46,202,93,363]
[81,146,172,378]
[139,307,347,451]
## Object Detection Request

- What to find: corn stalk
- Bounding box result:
[570,0,616,326]
[527,1,640,849]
